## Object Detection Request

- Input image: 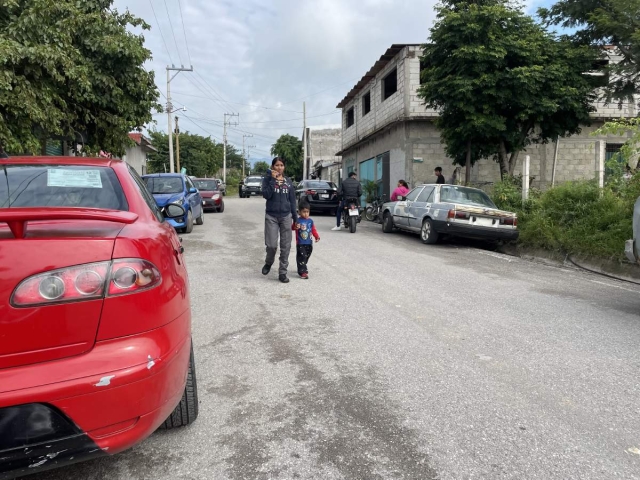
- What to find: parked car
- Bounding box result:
[193,178,224,213]
[0,156,199,479]
[625,196,640,264]
[239,175,263,198]
[214,178,226,196]
[381,184,519,244]
[295,180,339,214]
[142,173,204,233]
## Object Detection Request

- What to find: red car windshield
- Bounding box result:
[0,164,128,210]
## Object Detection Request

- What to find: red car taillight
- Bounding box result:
[305,190,317,195]
[11,259,161,307]
[500,217,518,226]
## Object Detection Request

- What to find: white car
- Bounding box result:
[381,184,519,244]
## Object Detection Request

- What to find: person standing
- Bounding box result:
[391,180,410,201]
[332,171,362,231]
[435,167,446,184]
[262,157,298,283]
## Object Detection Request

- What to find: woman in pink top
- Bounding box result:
[391,180,410,201]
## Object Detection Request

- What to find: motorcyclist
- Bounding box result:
[332,172,362,231]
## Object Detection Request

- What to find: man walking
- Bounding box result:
[332,172,362,231]
[435,167,445,184]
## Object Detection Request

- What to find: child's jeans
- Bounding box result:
[296,244,313,275]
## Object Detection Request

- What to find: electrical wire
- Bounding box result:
[163,0,184,65]
[148,0,174,65]
[177,0,192,66]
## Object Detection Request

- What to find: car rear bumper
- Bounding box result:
[0,310,191,479]
[434,221,519,241]
[241,186,262,195]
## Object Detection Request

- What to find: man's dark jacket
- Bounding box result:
[338,177,362,199]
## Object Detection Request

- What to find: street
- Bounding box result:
[30,197,640,480]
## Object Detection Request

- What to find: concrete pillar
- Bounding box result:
[595,140,605,189]
[522,155,530,202]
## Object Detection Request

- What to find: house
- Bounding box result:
[336,44,637,198]
[124,133,156,175]
[303,126,342,184]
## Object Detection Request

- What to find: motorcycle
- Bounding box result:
[341,197,362,233]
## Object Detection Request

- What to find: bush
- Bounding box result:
[491,175,638,261]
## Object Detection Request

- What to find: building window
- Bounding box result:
[420,58,427,85]
[382,67,397,101]
[362,92,371,116]
[606,143,624,162]
[346,107,355,128]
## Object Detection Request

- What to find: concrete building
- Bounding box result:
[303,126,342,185]
[124,133,156,175]
[336,44,637,200]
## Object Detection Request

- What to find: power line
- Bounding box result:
[240,111,339,124]
[178,113,223,142]
[195,71,237,113]
[163,0,184,65]
[171,91,303,113]
[280,77,362,105]
[184,75,230,113]
[177,0,192,66]
[149,0,174,65]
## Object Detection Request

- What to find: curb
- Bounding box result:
[497,245,640,284]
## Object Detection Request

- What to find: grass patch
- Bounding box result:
[491,174,640,261]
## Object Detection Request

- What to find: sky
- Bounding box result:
[113,0,555,164]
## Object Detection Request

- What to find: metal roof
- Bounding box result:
[336,44,420,109]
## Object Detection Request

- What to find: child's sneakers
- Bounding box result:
[299,272,309,279]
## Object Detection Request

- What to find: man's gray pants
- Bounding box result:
[264,214,292,275]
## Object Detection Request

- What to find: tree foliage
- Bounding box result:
[147,130,223,177]
[0,0,160,154]
[252,161,270,175]
[539,0,640,104]
[271,134,302,180]
[418,0,598,178]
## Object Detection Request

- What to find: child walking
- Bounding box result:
[293,201,320,279]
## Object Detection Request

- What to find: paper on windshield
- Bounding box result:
[47,169,103,188]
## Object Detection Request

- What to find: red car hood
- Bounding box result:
[199,191,218,199]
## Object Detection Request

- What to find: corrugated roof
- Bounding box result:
[336,44,420,109]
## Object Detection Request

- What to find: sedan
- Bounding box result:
[295,180,339,214]
[142,173,204,233]
[0,156,198,479]
[193,178,224,213]
[381,184,519,244]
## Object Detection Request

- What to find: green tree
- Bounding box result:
[540,0,640,104]
[0,0,160,155]
[271,134,303,180]
[252,161,270,175]
[147,130,223,177]
[418,0,598,178]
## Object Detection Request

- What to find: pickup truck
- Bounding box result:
[625,197,640,263]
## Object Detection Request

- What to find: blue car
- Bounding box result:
[142,173,204,233]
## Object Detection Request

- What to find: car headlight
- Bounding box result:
[171,198,184,205]
[213,194,220,200]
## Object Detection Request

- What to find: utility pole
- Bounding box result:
[223,113,239,184]
[246,143,256,174]
[242,134,253,179]
[302,101,307,180]
[175,116,181,173]
[166,65,193,173]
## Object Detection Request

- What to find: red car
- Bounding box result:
[0,157,199,479]
[192,178,224,213]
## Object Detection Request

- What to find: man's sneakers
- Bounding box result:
[299,272,308,279]
[331,226,341,231]
[279,274,290,283]
[262,264,271,275]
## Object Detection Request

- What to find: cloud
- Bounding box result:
[113,0,554,160]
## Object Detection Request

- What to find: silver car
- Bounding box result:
[625,197,640,264]
[381,184,519,244]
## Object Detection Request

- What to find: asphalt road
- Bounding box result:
[30,197,640,480]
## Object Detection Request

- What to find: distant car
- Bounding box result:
[239,175,263,198]
[142,173,204,233]
[214,179,226,196]
[0,156,198,479]
[381,184,519,244]
[193,178,224,213]
[296,180,339,214]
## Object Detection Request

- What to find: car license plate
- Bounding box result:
[348,209,359,217]
[472,217,495,227]
[320,194,329,199]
